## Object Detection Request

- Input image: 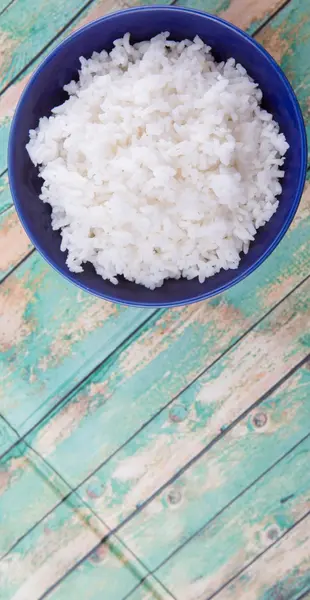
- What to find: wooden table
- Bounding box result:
[0,0,309,598]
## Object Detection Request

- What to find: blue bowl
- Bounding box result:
[8,6,307,307]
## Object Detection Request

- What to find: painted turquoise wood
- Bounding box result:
[25,222,310,490]
[0,493,151,600]
[0,416,18,455]
[110,364,310,572]
[45,434,310,600]
[0,252,156,433]
[0,172,10,214]
[0,1,16,14]
[1,172,309,441]
[155,435,310,599]
[0,441,70,557]
[127,582,175,600]
[76,283,309,529]
[0,206,32,280]
[3,273,307,592]
[6,362,308,598]
[218,515,310,600]
[45,535,149,600]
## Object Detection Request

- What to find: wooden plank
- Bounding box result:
[175,0,287,33]
[1,0,308,436]
[0,416,18,455]
[77,281,309,531]
[0,206,32,280]
[0,441,70,558]
[213,515,310,600]
[48,554,169,600]
[7,395,309,600]
[2,275,303,570]
[0,252,156,433]
[114,364,310,572]
[0,1,15,14]
[126,582,175,600]
[155,439,310,599]
[0,172,10,214]
[2,263,309,595]
[0,495,152,600]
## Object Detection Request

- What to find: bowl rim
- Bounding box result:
[8,5,308,308]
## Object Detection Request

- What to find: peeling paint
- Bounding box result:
[0,277,33,350]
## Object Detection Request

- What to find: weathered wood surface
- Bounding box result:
[1,277,308,591]
[0,441,70,558]
[112,362,310,570]
[1,0,310,598]
[0,172,10,214]
[0,416,18,455]
[175,0,288,33]
[0,254,156,433]
[0,207,32,281]
[155,434,310,598]
[215,514,310,600]
[0,494,153,600]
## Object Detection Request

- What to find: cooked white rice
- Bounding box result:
[26,32,289,289]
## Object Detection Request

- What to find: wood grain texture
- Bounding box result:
[0,171,10,214]
[175,0,288,33]
[0,252,155,433]
[0,206,32,280]
[0,416,18,455]
[126,581,175,600]
[113,363,310,571]
[215,514,310,600]
[0,441,70,557]
[4,273,307,586]
[156,437,310,599]
[0,494,153,600]
[77,282,309,529]
[0,0,16,15]
[48,556,169,600]
[122,438,310,599]
[24,202,310,489]
[9,364,309,600]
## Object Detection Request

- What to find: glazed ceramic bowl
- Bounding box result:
[8,6,307,307]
